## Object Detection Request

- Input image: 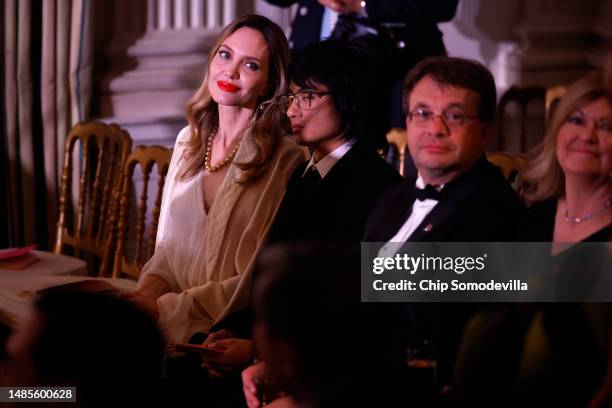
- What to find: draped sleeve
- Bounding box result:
[139,129,306,343]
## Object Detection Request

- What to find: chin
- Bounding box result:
[417,155,455,170]
[292,135,310,147]
[563,166,602,178]
[211,92,237,106]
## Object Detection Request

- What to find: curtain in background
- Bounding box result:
[3,0,39,248]
[41,0,93,247]
[2,0,92,249]
[0,0,7,247]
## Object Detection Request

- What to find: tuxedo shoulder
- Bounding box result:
[481,166,526,209]
[375,179,414,205]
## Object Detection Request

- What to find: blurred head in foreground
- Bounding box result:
[3,290,165,405]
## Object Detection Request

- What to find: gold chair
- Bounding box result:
[487,152,528,188]
[386,128,408,177]
[545,85,567,122]
[112,145,172,280]
[55,121,133,276]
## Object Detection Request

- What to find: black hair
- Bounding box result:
[31,290,165,404]
[290,39,389,150]
[252,243,360,390]
[252,242,408,406]
[402,56,497,123]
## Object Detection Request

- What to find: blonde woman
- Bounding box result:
[522,72,612,242]
[132,15,305,345]
[519,73,612,407]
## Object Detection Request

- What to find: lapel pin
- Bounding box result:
[423,224,433,232]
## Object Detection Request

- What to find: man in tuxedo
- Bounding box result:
[364,56,526,389]
[365,56,525,242]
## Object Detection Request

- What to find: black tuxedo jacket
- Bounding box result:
[268,142,401,243]
[363,156,526,386]
[364,156,526,242]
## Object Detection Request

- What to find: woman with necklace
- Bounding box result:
[522,72,612,244]
[517,72,612,407]
[130,15,305,347]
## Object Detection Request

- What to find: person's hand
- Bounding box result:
[121,291,159,321]
[318,0,364,14]
[201,338,254,378]
[203,329,234,345]
[242,361,294,408]
[242,362,267,408]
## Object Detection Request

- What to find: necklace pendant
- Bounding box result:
[573,217,582,224]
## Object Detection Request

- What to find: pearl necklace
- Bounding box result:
[204,129,242,172]
[564,197,612,224]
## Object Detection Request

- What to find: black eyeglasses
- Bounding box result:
[408,107,480,127]
[277,90,331,111]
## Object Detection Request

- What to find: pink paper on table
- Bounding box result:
[0,245,38,261]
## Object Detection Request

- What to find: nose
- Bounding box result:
[427,115,450,137]
[224,61,240,79]
[286,98,300,119]
[580,121,598,143]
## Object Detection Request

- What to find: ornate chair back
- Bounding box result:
[112,145,172,280]
[54,121,132,276]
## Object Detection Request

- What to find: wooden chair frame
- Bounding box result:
[54,121,132,276]
[112,145,172,280]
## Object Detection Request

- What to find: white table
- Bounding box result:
[0,275,137,327]
[0,250,87,276]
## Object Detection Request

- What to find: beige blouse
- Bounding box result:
[139,126,306,343]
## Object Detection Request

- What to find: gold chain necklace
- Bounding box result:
[204,129,242,172]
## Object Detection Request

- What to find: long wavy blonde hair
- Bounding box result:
[522,73,612,201]
[177,15,291,183]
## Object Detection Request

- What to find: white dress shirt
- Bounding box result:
[378,175,443,258]
[303,138,356,179]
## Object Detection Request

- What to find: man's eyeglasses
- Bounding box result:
[278,90,331,111]
[408,107,480,127]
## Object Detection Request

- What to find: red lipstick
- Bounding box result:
[217,81,239,92]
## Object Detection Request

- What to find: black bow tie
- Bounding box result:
[409,183,444,201]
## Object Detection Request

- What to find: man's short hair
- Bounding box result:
[402,56,497,123]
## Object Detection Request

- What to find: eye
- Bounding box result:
[444,110,466,123]
[415,108,432,119]
[244,61,260,71]
[597,120,612,133]
[298,92,313,104]
[218,49,230,59]
[566,114,585,126]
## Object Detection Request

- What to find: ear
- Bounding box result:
[404,114,411,132]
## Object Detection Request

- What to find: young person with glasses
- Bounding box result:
[267,38,401,243]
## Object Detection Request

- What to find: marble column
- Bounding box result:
[95,0,239,146]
